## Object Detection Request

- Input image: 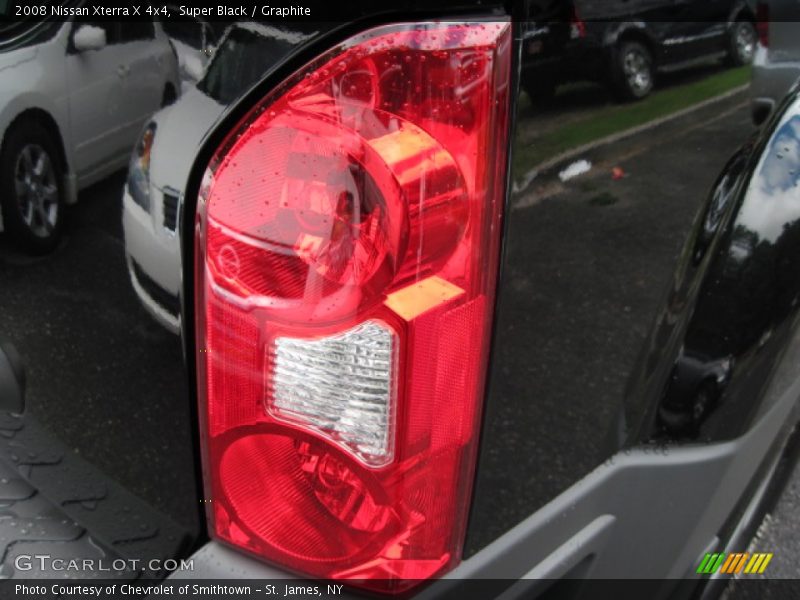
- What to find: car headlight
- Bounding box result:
[127,123,157,211]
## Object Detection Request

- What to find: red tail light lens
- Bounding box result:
[570,6,587,39]
[756,2,769,48]
[195,21,511,590]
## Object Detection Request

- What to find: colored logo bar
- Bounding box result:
[697,552,773,575]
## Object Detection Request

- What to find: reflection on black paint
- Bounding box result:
[468,25,800,551]
[650,110,800,441]
[466,66,759,552]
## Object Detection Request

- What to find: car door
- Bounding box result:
[612,0,682,65]
[65,22,132,177]
[118,20,166,148]
[664,0,728,63]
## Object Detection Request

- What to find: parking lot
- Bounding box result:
[0,172,198,535]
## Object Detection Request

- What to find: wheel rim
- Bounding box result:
[13,143,59,239]
[623,48,651,95]
[735,24,756,64]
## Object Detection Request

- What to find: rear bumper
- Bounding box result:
[170,369,798,593]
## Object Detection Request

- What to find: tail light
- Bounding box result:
[756,2,769,48]
[194,21,511,591]
[569,6,586,39]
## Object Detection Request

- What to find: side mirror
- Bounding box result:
[73,25,107,53]
[181,54,205,83]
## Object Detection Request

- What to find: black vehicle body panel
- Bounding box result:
[467,0,800,555]
[636,88,800,445]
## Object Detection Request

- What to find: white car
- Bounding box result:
[0,19,179,253]
[123,22,311,333]
[160,9,223,91]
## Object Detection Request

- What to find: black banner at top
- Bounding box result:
[3,1,319,21]
[3,0,798,25]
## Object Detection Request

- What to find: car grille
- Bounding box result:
[162,190,180,232]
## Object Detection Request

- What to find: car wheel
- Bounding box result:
[0,120,64,254]
[727,21,757,67]
[612,40,654,101]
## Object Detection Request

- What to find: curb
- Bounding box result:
[515,83,750,189]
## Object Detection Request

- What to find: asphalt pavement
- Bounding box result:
[0,172,201,537]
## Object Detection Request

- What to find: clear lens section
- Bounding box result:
[267,320,396,466]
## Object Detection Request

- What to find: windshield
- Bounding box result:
[198,26,296,104]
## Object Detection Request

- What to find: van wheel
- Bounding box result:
[0,120,65,254]
[612,41,654,101]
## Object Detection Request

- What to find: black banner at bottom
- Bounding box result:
[3,579,799,600]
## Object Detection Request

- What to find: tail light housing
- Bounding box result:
[569,6,587,39]
[194,21,511,591]
[756,2,769,48]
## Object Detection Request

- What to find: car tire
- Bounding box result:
[726,21,757,67]
[0,120,65,254]
[611,40,654,101]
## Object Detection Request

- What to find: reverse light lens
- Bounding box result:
[269,320,397,466]
[196,21,511,591]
